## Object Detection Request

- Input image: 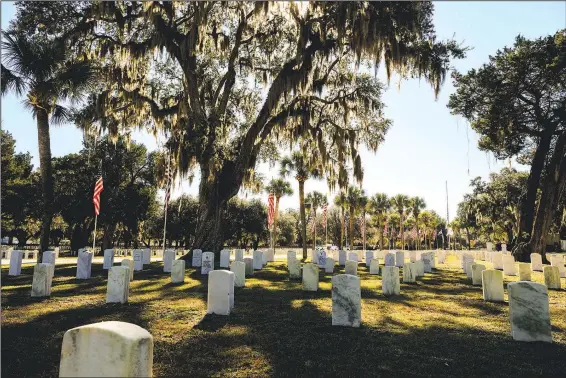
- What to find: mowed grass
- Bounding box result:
[2,255,566,377]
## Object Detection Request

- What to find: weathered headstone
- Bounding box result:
[395,251,405,268]
[409,251,417,263]
[263,248,274,263]
[403,262,417,283]
[220,249,230,268]
[465,261,474,279]
[106,266,130,304]
[486,242,494,251]
[244,257,254,276]
[192,249,203,267]
[253,250,263,270]
[345,260,358,276]
[230,261,245,287]
[332,274,361,327]
[324,257,335,274]
[207,270,235,315]
[482,269,504,302]
[492,253,503,270]
[437,250,446,264]
[415,260,425,277]
[549,255,566,278]
[8,250,23,276]
[518,263,531,281]
[530,253,543,271]
[42,251,56,277]
[543,266,561,289]
[31,263,54,297]
[76,250,94,279]
[103,249,115,270]
[142,248,151,265]
[338,250,347,266]
[347,252,357,263]
[59,321,153,377]
[501,243,507,252]
[302,263,319,291]
[121,259,134,281]
[364,251,373,267]
[163,249,176,273]
[508,281,552,343]
[171,260,185,283]
[471,263,486,286]
[382,266,400,296]
[369,259,380,275]
[422,252,434,273]
[502,255,517,276]
[288,257,301,279]
[384,252,395,267]
[317,250,327,268]
[201,252,214,275]
[132,249,144,271]
[235,249,244,262]
[287,250,296,262]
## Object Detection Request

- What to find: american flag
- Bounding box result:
[322,204,328,228]
[267,192,275,228]
[93,173,104,216]
[164,157,172,211]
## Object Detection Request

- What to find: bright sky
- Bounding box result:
[2,2,565,221]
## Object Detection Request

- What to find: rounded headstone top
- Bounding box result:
[66,321,152,341]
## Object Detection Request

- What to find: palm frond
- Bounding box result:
[1,64,26,96]
[50,104,71,125]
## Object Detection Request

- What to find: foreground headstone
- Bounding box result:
[142,249,151,265]
[530,253,543,271]
[345,260,358,276]
[220,249,230,268]
[518,263,531,281]
[76,250,94,279]
[382,266,400,296]
[288,257,301,279]
[207,270,235,315]
[59,321,153,377]
[471,263,486,286]
[171,260,185,284]
[235,249,244,262]
[324,257,335,274]
[106,266,130,304]
[403,262,417,283]
[121,259,134,281]
[253,250,263,270]
[201,252,214,275]
[103,249,115,270]
[302,263,319,291]
[244,257,254,276]
[369,259,380,275]
[338,250,347,266]
[395,251,405,268]
[192,249,203,267]
[482,269,504,302]
[8,250,23,276]
[42,251,56,277]
[31,264,53,297]
[508,281,552,343]
[132,250,144,271]
[163,249,176,273]
[230,261,245,287]
[365,251,374,267]
[384,253,395,267]
[492,253,503,270]
[543,266,561,289]
[502,255,517,276]
[549,255,566,278]
[332,274,361,327]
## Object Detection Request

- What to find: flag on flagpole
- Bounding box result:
[93,174,104,216]
[322,204,328,227]
[267,193,275,228]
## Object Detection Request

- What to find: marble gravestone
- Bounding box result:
[103,249,115,270]
[317,250,327,268]
[302,263,319,291]
[409,251,418,263]
[142,248,151,265]
[345,260,358,276]
[244,257,254,276]
[486,242,494,252]
[384,253,395,267]
[235,249,244,262]
[253,250,263,270]
[171,260,186,283]
[395,251,405,268]
[121,259,134,281]
[549,255,566,278]
[348,252,358,263]
[492,253,504,270]
[230,261,245,287]
[508,281,552,343]
[76,250,94,279]
[288,257,301,279]
[106,266,130,304]
[403,262,417,283]
[8,250,23,276]
[530,253,543,272]
[415,260,425,277]
[31,263,54,297]
[465,261,474,279]
[163,249,176,273]
[482,269,504,302]
[338,250,347,266]
[382,266,400,296]
[207,270,235,315]
[518,263,531,281]
[132,250,144,271]
[263,248,274,263]
[324,257,335,274]
[220,249,231,268]
[201,252,214,275]
[543,266,561,289]
[192,249,203,267]
[501,243,507,252]
[369,259,380,275]
[59,321,153,378]
[365,251,374,267]
[42,251,56,277]
[437,250,446,264]
[471,263,486,286]
[332,274,361,327]
[422,252,433,273]
[287,251,296,262]
[502,255,517,276]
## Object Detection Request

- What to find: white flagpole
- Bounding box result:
[92,215,98,251]
[162,151,171,251]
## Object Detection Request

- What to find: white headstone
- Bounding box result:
[121,259,134,281]
[422,252,434,273]
[347,252,357,263]
[220,249,230,268]
[409,251,417,263]
[486,242,494,251]
[395,251,405,268]
[508,281,552,343]
[382,266,400,296]
[253,250,263,270]
[201,252,214,275]
[317,250,327,268]
[132,250,144,271]
[171,260,185,283]
[549,255,566,278]
[142,248,151,265]
[492,253,503,270]
[207,270,235,315]
[235,249,244,262]
[287,251,296,262]
[369,259,380,275]
[471,263,486,286]
[8,250,23,276]
[502,255,516,276]
[482,269,504,302]
[302,263,319,291]
[76,250,94,279]
[501,243,507,252]
[163,249,176,273]
[345,260,358,276]
[288,257,300,279]
[465,261,474,279]
[192,249,203,267]
[332,274,361,327]
[263,248,274,263]
[230,261,245,287]
[518,262,531,281]
[106,266,130,304]
[103,249,115,270]
[42,251,56,277]
[403,262,417,283]
[530,253,543,271]
[244,257,254,276]
[543,266,561,289]
[414,260,425,277]
[365,251,374,267]
[384,253,395,267]
[324,257,335,274]
[59,321,153,377]
[31,263,53,297]
[337,250,346,266]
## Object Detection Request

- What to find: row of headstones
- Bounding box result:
[312,249,445,269]
[2,248,41,262]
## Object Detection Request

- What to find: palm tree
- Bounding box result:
[1,31,96,259]
[410,196,426,250]
[265,178,293,246]
[280,151,322,259]
[305,191,327,250]
[370,193,390,249]
[391,194,410,250]
[334,191,348,249]
[345,186,365,247]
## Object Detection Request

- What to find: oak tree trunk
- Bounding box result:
[36,108,53,262]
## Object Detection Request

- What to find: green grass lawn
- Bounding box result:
[2,255,566,377]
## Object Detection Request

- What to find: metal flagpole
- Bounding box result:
[162,150,171,251]
[92,215,97,251]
